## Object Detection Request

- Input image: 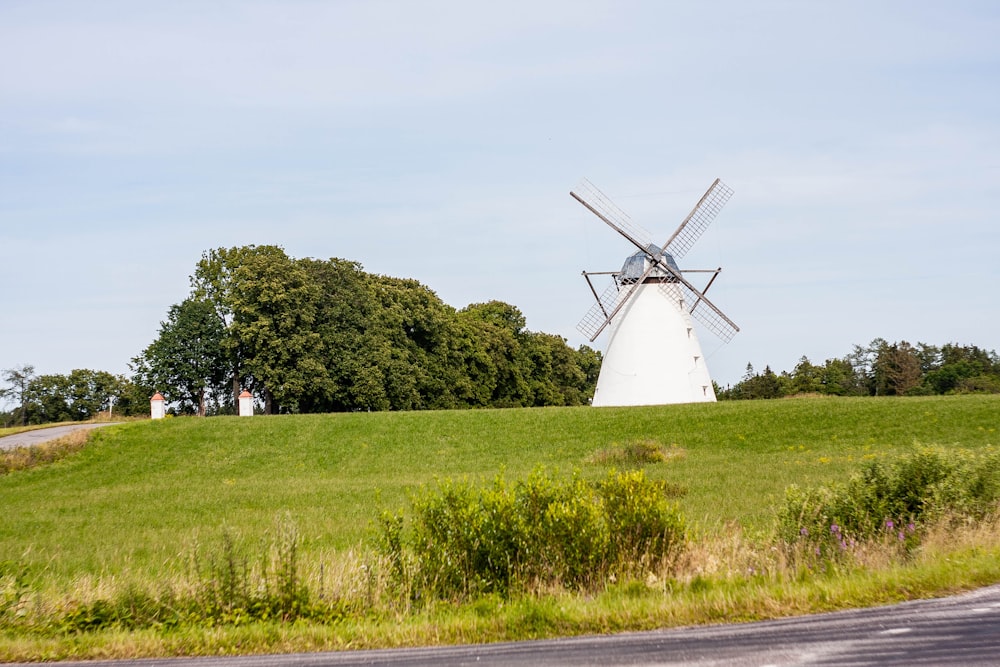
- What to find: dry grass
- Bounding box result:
[0,428,91,475]
[586,439,686,466]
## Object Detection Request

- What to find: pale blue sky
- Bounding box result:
[2,1,998,392]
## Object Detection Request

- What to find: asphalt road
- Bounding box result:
[0,423,120,451]
[10,584,999,667]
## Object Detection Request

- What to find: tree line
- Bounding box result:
[719,339,1000,400]
[6,254,999,425]
[2,246,601,424]
[0,364,149,427]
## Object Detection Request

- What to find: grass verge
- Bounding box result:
[1,517,997,662]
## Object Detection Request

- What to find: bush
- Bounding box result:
[777,446,1000,564]
[379,469,686,600]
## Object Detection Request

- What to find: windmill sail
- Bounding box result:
[662,179,734,259]
[570,179,655,256]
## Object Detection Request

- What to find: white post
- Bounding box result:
[238,390,254,417]
[150,392,166,419]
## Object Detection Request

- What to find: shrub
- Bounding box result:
[777,446,1000,564]
[379,469,686,600]
[599,469,687,572]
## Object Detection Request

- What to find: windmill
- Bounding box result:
[571,178,738,406]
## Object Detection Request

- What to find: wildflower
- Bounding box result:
[885,519,894,530]
[800,527,809,536]
[830,524,840,534]
[898,531,905,541]
[907,523,916,532]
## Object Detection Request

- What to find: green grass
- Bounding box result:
[0,395,998,659]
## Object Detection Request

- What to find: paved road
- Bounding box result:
[0,423,120,451]
[11,584,1000,666]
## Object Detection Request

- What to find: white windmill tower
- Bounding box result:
[572,178,739,407]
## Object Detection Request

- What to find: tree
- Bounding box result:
[819,357,865,396]
[724,363,786,400]
[192,246,262,406]
[458,302,532,407]
[133,297,228,416]
[1,364,35,426]
[924,343,1000,394]
[229,249,324,414]
[25,369,125,422]
[192,245,326,414]
[370,276,462,410]
[789,356,822,394]
[296,258,380,412]
[874,341,923,396]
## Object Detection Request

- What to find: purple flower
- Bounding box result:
[800,527,809,536]
[898,531,905,541]
[830,524,840,534]
[907,523,916,532]
[885,519,894,529]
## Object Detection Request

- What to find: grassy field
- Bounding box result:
[1,395,996,581]
[0,395,998,659]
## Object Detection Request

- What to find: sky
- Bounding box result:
[2,0,999,396]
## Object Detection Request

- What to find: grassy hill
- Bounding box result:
[2,395,997,585]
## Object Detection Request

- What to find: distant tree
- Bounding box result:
[874,341,923,396]
[847,338,886,395]
[725,363,785,400]
[819,357,866,396]
[0,364,35,426]
[720,339,1000,401]
[924,343,1000,394]
[789,356,823,394]
[25,369,124,422]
